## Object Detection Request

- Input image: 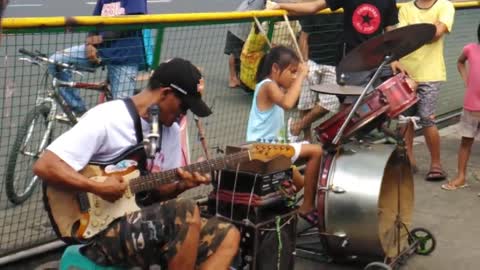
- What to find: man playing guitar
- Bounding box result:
[33,58,240,269]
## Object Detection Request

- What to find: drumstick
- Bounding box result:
[282,14,305,63]
[253,16,272,48]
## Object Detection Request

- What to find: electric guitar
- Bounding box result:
[42,143,294,242]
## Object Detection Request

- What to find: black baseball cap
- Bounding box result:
[150,58,212,117]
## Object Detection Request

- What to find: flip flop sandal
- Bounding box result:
[425,168,447,181]
[298,210,319,226]
[441,182,469,191]
[297,210,320,236]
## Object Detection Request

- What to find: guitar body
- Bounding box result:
[44,167,141,241]
[43,144,146,243]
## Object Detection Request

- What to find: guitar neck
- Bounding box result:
[129,151,250,193]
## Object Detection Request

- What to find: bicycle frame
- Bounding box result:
[20,97,56,159]
[18,50,113,155]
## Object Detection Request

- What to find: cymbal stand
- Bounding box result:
[332,55,392,145]
[378,118,424,268]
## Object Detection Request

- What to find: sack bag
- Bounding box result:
[240,23,269,91]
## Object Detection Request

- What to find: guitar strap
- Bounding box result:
[123,97,158,206]
[123,97,144,144]
[122,98,148,175]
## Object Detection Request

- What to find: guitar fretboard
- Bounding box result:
[129,151,250,193]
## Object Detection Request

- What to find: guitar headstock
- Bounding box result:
[248,143,295,162]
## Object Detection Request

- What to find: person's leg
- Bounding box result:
[224,31,242,88]
[108,64,138,99]
[48,45,93,114]
[423,125,441,168]
[81,198,202,269]
[290,105,329,140]
[167,204,202,270]
[294,143,322,215]
[444,110,478,188]
[445,136,474,187]
[291,165,305,191]
[197,217,240,270]
[417,82,444,179]
[293,62,333,141]
[299,31,309,62]
[228,54,240,88]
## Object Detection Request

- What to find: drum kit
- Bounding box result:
[301,23,438,270]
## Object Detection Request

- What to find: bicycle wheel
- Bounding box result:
[5,102,52,205]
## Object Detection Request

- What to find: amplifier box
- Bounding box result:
[230,212,297,270]
[207,196,294,223]
[214,168,293,196]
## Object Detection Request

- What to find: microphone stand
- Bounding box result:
[332,55,392,145]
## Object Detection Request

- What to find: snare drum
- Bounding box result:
[376,73,419,118]
[317,145,414,258]
[314,90,389,145]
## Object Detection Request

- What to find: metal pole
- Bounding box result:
[332,56,391,145]
[0,240,65,266]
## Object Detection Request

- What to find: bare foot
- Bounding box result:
[228,76,240,88]
[297,205,314,216]
[446,176,466,188]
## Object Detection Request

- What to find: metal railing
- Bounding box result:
[0,2,479,264]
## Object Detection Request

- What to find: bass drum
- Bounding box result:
[317,144,414,259]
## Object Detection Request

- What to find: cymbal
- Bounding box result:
[337,23,436,73]
[310,83,364,96]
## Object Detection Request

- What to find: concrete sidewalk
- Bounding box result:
[297,123,480,270]
[3,123,480,270]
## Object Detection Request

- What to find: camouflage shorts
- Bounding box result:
[404,82,441,127]
[81,198,234,268]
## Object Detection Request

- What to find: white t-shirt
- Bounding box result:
[47,100,181,172]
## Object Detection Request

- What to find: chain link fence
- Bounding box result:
[0,3,479,262]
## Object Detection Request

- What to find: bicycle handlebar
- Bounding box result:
[18,48,97,73]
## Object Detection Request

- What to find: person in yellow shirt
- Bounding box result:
[398,0,455,181]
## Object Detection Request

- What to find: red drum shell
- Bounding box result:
[376,73,419,118]
[314,91,389,145]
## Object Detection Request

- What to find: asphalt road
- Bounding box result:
[0,0,260,256]
[4,0,239,17]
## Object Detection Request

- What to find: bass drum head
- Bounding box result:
[321,145,414,259]
[378,148,414,258]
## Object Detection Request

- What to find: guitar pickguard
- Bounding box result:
[82,169,141,239]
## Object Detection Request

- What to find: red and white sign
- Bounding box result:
[352,3,381,35]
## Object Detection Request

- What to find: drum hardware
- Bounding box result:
[318,185,346,194]
[360,119,435,269]
[318,232,350,248]
[314,90,390,145]
[306,24,437,269]
[332,55,392,145]
[310,83,364,96]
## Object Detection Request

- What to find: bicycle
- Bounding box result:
[4,48,113,205]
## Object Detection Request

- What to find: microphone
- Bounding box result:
[144,105,160,159]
